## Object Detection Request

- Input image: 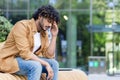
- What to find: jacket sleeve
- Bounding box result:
[12,22,32,60]
[42,34,55,59]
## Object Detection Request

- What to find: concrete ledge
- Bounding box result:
[58,69,88,80]
[0,69,88,80]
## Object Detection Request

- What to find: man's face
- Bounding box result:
[38,17,52,31]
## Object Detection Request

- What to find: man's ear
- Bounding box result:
[38,15,43,19]
[38,16,41,19]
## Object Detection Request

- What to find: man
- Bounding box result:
[0,5,60,80]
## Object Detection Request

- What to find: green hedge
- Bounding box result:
[0,16,13,42]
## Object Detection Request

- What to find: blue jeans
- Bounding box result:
[15,57,59,80]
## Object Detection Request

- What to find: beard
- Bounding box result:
[39,22,46,31]
[39,18,47,31]
[38,18,50,32]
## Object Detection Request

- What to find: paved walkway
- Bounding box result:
[88,74,120,80]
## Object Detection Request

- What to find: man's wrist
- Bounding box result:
[52,35,57,38]
[45,62,49,67]
[52,36,57,41]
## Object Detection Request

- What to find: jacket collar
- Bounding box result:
[30,18,38,33]
[30,18,47,37]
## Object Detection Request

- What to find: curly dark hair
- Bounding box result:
[32,5,60,24]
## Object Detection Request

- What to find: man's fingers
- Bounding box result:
[47,72,54,80]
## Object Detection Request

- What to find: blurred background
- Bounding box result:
[0,0,120,78]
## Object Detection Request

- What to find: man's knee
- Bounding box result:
[28,61,42,72]
[50,59,59,70]
[52,59,59,66]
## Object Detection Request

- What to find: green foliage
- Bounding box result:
[93,0,107,10]
[94,33,106,47]
[93,16,104,24]
[0,16,13,42]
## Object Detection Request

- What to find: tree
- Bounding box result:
[0,16,13,42]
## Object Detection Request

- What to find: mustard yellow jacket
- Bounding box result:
[0,19,54,73]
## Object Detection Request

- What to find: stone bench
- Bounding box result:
[0,69,88,80]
